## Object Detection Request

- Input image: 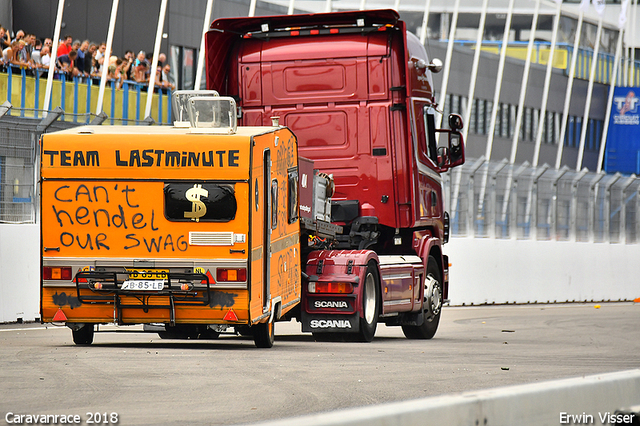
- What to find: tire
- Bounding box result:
[252,320,275,348]
[72,324,94,345]
[356,261,380,342]
[402,255,442,339]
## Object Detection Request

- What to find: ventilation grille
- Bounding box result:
[189,232,234,246]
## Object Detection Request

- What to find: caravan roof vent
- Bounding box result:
[172,90,219,127]
[188,96,237,134]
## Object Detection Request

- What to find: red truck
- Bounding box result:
[206,9,465,341]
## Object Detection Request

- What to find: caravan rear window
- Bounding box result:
[164,182,237,222]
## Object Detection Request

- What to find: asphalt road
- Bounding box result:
[1,303,639,426]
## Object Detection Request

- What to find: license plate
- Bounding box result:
[121,280,165,291]
[126,269,168,280]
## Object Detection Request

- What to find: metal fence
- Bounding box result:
[444,157,640,243]
[0,126,37,224]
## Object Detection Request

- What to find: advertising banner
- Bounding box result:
[605,87,640,174]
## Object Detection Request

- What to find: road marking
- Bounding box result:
[0,326,65,332]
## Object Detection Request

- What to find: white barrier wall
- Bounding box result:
[248,370,640,426]
[446,237,640,305]
[0,224,40,322]
[1,225,640,323]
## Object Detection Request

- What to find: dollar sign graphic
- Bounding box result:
[184,184,208,222]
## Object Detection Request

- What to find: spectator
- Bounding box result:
[107,56,126,88]
[145,51,153,80]
[72,40,86,77]
[134,59,148,83]
[43,38,52,49]
[156,52,167,84]
[76,40,90,76]
[31,38,42,66]
[1,40,13,64]
[161,64,175,90]
[0,27,11,50]
[39,45,51,69]
[25,33,36,57]
[94,42,106,72]
[86,43,97,75]
[57,35,73,57]
[3,40,29,68]
[121,50,135,80]
[41,39,53,70]
[132,50,150,82]
[106,55,118,76]
[57,49,78,77]
[11,29,24,44]
[134,50,146,68]
[15,40,30,66]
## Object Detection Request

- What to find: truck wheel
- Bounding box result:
[72,324,94,345]
[252,320,275,348]
[357,261,380,342]
[402,255,442,339]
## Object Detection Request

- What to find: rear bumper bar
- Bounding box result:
[74,270,211,325]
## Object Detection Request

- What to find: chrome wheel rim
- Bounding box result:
[363,272,376,324]
[424,274,442,319]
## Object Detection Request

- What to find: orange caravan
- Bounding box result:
[40,93,321,347]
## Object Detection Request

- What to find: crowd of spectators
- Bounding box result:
[0,27,175,91]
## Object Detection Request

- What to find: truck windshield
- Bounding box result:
[164,182,237,222]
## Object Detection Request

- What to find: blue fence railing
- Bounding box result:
[1,66,173,125]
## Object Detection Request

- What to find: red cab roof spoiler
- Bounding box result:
[208,9,399,34]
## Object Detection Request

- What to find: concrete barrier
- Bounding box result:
[446,237,640,305]
[0,224,39,322]
[247,370,640,426]
[2,225,640,322]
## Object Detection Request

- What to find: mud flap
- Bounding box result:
[302,312,360,333]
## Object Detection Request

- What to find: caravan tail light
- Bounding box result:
[216,268,247,282]
[43,266,73,280]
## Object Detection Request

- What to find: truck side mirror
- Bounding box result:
[427,58,443,73]
[449,113,463,132]
[434,114,465,172]
[448,131,464,168]
[415,58,442,73]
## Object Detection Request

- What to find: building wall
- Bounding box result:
[0,0,11,34]
[11,0,288,56]
[429,43,606,170]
